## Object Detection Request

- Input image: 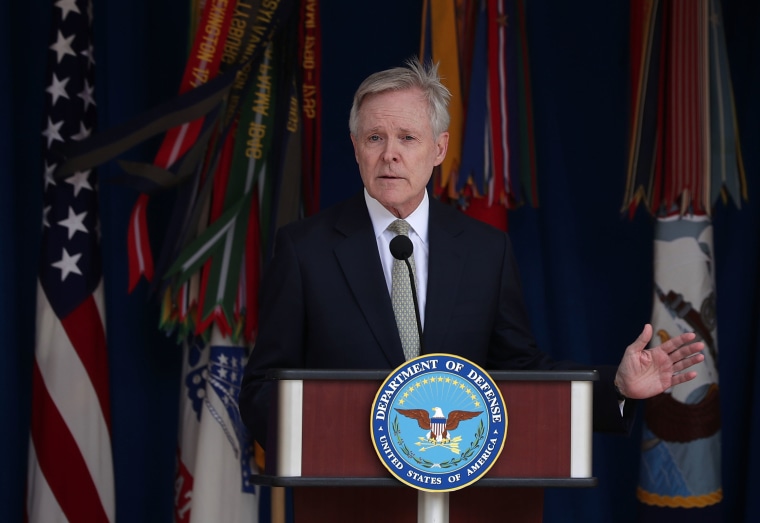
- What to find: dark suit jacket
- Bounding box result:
[239,191,634,448]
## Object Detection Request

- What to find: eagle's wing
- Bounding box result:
[445,410,482,430]
[395,408,431,429]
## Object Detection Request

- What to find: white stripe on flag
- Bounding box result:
[26,443,64,523]
[34,282,115,511]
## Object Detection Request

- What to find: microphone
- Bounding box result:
[389,235,424,351]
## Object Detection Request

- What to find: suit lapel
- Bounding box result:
[333,194,405,366]
[424,198,467,354]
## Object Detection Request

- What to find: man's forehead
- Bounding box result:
[358,92,431,131]
[364,120,425,132]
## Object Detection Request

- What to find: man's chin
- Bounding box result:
[370,192,425,219]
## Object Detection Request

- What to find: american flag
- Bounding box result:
[27,1,115,521]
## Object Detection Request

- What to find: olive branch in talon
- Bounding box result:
[392,416,485,470]
[415,435,463,454]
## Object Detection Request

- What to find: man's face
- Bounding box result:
[351,88,448,218]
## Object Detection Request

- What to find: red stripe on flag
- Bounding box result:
[463,194,508,231]
[127,193,154,292]
[299,0,322,216]
[664,0,704,211]
[59,295,112,432]
[652,6,668,210]
[154,0,236,169]
[194,128,237,337]
[30,361,110,523]
[154,120,206,171]
[487,0,509,194]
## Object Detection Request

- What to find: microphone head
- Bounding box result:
[389,235,413,261]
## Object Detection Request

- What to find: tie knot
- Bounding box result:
[388,219,411,237]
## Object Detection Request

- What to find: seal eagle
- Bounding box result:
[396,407,481,443]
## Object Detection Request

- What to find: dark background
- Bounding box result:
[2,1,759,521]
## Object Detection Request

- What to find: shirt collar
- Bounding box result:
[364,188,429,244]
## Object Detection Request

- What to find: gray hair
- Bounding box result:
[348,58,452,138]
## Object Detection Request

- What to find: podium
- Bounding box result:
[252,369,598,522]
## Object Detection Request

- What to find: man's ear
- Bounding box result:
[350,133,361,163]
[433,131,449,167]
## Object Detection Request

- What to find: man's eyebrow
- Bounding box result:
[390,124,425,136]
[363,125,421,135]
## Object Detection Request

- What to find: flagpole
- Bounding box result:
[271,487,286,523]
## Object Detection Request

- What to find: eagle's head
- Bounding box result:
[431,406,444,418]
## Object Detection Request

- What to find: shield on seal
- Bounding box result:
[430,415,447,440]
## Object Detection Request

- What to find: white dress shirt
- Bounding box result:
[364,188,429,329]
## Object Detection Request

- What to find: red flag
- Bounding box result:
[28,0,114,521]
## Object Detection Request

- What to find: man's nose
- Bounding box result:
[382,141,399,162]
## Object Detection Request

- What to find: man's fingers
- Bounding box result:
[629,323,653,353]
[667,339,704,360]
[663,332,698,354]
[671,370,698,387]
[671,352,705,373]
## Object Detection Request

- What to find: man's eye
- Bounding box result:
[403,135,415,141]
[369,135,381,142]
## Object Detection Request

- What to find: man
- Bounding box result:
[238,60,704,448]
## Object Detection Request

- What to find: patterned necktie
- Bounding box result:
[388,219,420,360]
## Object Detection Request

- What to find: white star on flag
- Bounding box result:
[71,122,91,141]
[65,170,93,196]
[49,30,77,63]
[78,79,96,111]
[82,43,95,67]
[42,206,52,229]
[42,118,65,148]
[46,73,70,106]
[58,207,88,239]
[44,162,57,190]
[51,247,83,281]
[55,0,80,21]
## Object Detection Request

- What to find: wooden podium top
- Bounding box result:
[254,369,598,489]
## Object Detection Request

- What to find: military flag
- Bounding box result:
[639,215,722,518]
[27,1,115,521]
[625,0,746,519]
[168,1,319,521]
[421,0,538,231]
[174,332,258,523]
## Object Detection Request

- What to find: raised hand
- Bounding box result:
[614,323,705,399]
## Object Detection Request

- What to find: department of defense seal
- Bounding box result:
[370,354,508,492]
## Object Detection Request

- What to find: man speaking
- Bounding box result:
[237,59,704,449]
